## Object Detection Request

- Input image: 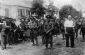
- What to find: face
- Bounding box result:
[68,16,71,20]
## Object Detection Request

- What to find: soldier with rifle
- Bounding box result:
[44,15,54,50]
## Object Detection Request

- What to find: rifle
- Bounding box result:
[45,23,56,34]
[46,26,54,34]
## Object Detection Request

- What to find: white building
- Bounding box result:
[0,0,32,20]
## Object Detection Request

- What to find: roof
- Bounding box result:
[0,0,32,8]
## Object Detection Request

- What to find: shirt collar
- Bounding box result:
[67,19,72,21]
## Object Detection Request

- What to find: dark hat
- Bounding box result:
[46,15,52,19]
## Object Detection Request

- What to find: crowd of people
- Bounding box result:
[0,14,85,50]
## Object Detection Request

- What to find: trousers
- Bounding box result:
[45,32,53,48]
[65,27,75,47]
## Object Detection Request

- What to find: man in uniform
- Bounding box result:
[44,15,54,50]
[28,17,38,46]
[64,15,75,48]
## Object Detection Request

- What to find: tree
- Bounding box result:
[59,5,82,20]
[46,2,58,17]
[31,0,45,18]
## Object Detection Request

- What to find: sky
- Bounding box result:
[1,0,85,12]
[0,0,32,7]
[43,0,85,12]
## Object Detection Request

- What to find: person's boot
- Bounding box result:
[36,40,39,46]
[32,39,35,46]
[44,47,48,50]
[50,43,54,50]
[45,43,48,50]
[2,48,4,50]
[1,47,5,50]
[71,46,75,48]
[82,39,84,42]
[5,46,6,49]
[43,38,46,44]
[36,44,38,46]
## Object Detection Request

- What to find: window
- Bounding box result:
[18,9,20,16]
[18,9,23,17]
[5,8,9,17]
[26,10,29,16]
[22,9,25,16]
[18,8,30,18]
[20,9,22,17]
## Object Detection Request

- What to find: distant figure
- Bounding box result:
[80,18,85,42]
[64,15,75,48]
[28,18,38,46]
[75,19,81,39]
[61,19,65,40]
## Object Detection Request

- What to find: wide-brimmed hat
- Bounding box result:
[46,15,52,19]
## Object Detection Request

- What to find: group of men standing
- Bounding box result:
[63,15,85,48]
[43,14,85,49]
[0,14,85,50]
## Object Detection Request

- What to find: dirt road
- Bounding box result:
[0,34,85,55]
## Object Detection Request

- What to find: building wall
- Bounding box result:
[0,4,11,17]
[0,4,31,19]
[0,8,5,17]
[16,6,30,19]
[10,6,17,19]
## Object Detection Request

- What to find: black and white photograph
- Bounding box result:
[0,0,85,55]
